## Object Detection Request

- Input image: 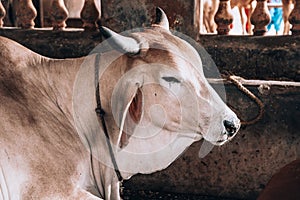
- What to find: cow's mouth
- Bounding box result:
[202,139,227,147]
[216,139,226,144]
[214,137,229,146]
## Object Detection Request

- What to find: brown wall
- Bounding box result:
[101,0,197,37]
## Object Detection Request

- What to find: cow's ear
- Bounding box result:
[118,87,143,149]
[112,83,143,149]
[152,7,169,31]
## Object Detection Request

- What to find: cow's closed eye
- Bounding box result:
[162,76,181,83]
[161,76,181,95]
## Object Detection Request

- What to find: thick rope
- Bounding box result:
[226,75,265,125]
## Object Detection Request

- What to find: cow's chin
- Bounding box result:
[202,138,225,146]
[202,130,230,146]
[207,131,238,146]
[211,138,229,146]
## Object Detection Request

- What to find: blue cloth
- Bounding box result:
[267,0,283,32]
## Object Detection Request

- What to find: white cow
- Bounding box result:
[0,8,240,199]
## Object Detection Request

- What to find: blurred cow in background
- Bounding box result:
[282,0,294,35]
[230,0,255,34]
[203,0,219,33]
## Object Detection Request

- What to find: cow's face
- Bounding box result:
[136,29,240,147]
[105,15,240,151]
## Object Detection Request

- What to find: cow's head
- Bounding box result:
[74,8,240,174]
[102,7,240,147]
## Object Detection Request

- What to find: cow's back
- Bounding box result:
[0,36,42,109]
[0,36,42,136]
[0,36,42,70]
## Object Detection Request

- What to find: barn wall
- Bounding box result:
[100,0,196,37]
[1,29,298,82]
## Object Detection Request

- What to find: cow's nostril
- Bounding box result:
[223,120,237,136]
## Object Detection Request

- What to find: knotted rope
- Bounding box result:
[225,75,265,126]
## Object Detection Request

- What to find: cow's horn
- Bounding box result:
[153,7,169,30]
[100,26,140,55]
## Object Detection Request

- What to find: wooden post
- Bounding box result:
[0,1,6,27]
[288,0,300,35]
[15,0,37,29]
[214,0,233,35]
[51,0,69,30]
[80,0,100,30]
[250,0,271,36]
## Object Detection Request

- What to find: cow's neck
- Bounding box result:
[41,55,122,198]
[42,53,122,155]
[36,57,84,123]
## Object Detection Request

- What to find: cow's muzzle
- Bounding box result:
[213,118,240,146]
[223,120,238,136]
[223,119,240,137]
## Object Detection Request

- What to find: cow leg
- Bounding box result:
[208,0,219,33]
[203,0,211,33]
[282,0,293,35]
[239,6,247,34]
[247,3,254,35]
